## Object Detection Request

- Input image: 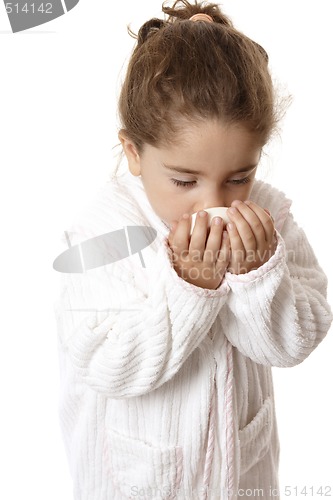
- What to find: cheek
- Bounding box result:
[240,178,256,197]
[245,180,256,198]
[225,183,255,205]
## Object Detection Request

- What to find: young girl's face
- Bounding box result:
[120,119,263,229]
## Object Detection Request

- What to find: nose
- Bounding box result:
[194,189,226,213]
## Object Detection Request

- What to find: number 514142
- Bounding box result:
[5,3,53,14]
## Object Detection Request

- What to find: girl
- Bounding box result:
[54,1,332,498]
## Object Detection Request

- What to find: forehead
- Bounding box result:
[147,119,263,166]
[180,119,262,146]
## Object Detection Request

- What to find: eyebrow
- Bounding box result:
[162,164,257,175]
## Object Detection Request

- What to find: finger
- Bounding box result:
[226,220,246,266]
[216,230,230,266]
[168,220,179,245]
[170,214,191,255]
[228,201,265,250]
[203,216,224,263]
[244,201,275,243]
[228,202,256,251]
[263,208,275,223]
[189,210,209,260]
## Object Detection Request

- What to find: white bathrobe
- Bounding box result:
[53,163,332,500]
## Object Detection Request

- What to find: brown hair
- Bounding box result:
[118,0,279,152]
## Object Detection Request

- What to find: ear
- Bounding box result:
[118,131,141,176]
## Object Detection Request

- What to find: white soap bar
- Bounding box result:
[190,207,230,234]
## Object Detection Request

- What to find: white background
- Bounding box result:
[1,0,332,498]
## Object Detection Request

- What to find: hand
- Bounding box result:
[167,211,230,290]
[226,200,277,274]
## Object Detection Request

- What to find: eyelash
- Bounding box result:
[171,177,251,188]
[171,179,196,188]
[229,177,251,185]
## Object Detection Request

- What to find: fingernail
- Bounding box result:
[227,222,234,230]
[228,208,237,215]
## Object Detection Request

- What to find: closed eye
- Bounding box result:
[171,176,252,188]
[171,179,196,188]
[228,177,251,185]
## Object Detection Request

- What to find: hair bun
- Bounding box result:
[162,0,232,28]
[138,18,166,45]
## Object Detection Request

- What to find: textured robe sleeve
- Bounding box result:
[54,235,229,399]
[223,213,332,367]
